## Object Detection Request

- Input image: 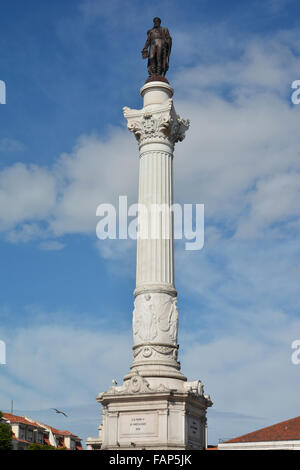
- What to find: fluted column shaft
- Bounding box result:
[123,81,189,382]
[136,146,174,288]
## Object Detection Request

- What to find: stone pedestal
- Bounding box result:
[94,383,209,450]
[87,81,212,450]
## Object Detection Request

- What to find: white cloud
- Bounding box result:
[236,172,300,238]
[0,138,24,153]
[6,223,45,243]
[0,163,56,232]
[172,94,300,242]
[0,130,137,243]
[0,15,299,447]
[39,240,65,251]
[176,234,300,320]
[0,318,132,410]
[181,307,300,425]
[51,131,137,236]
[1,29,300,247]
[95,238,135,260]
[1,304,299,444]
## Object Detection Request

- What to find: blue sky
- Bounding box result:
[1,0,300,446]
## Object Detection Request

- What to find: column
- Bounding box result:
[123,81,189,382]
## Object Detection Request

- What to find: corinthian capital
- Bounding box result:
[123,99,189,146]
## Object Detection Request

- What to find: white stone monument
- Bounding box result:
[87,80,212,450]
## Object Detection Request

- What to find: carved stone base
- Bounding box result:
[87,374,212,450]
[145,75,169,84]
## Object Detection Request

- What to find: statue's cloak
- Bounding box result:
[146,27,172,75]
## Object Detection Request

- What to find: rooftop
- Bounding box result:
[225,416,300,443]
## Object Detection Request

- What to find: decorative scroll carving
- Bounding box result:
[156,383,171,392]
[123,100,189,146]
[128,373,151,393]
[99,371,176,397]
[184,380,204,397]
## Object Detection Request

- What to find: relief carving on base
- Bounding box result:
[133,293,178,345]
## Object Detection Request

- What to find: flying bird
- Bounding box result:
[112,379,118,385]
[51,408,68,417]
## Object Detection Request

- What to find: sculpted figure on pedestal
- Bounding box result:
[133,294,158,342]
[133,293,178,346]
[142,17,172,79]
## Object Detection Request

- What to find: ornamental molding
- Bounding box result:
[97,375,212,400]
[100,371,174,396]
[123,99,189,146]
[184,380,205,397]
[133,343,178,361]
[134,284,177,298]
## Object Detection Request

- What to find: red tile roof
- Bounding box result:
[2,413,82,449]
[46,425,79,438]
[2,413,43,429]
[20,418,79,438]
[225,416,300,443]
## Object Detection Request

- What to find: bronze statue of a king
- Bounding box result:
[142,17,172,81]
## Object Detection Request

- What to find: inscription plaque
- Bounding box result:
[119,412,158,438]
[187,416,201,441]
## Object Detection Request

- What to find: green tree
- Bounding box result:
[27,443,59,450]
[0,411,12,450]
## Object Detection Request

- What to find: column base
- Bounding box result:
[87,374,212,450]
[123,363,187,384]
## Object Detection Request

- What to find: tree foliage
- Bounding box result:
[28,443,67,450]
[28,443,57,450]
[0,411,12,451]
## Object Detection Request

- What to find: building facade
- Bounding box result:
[219,416,300,450]
[1,413,83,450]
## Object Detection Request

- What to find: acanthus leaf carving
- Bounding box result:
[123,100,189,145]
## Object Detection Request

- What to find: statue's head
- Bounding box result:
[153,17,161,27]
